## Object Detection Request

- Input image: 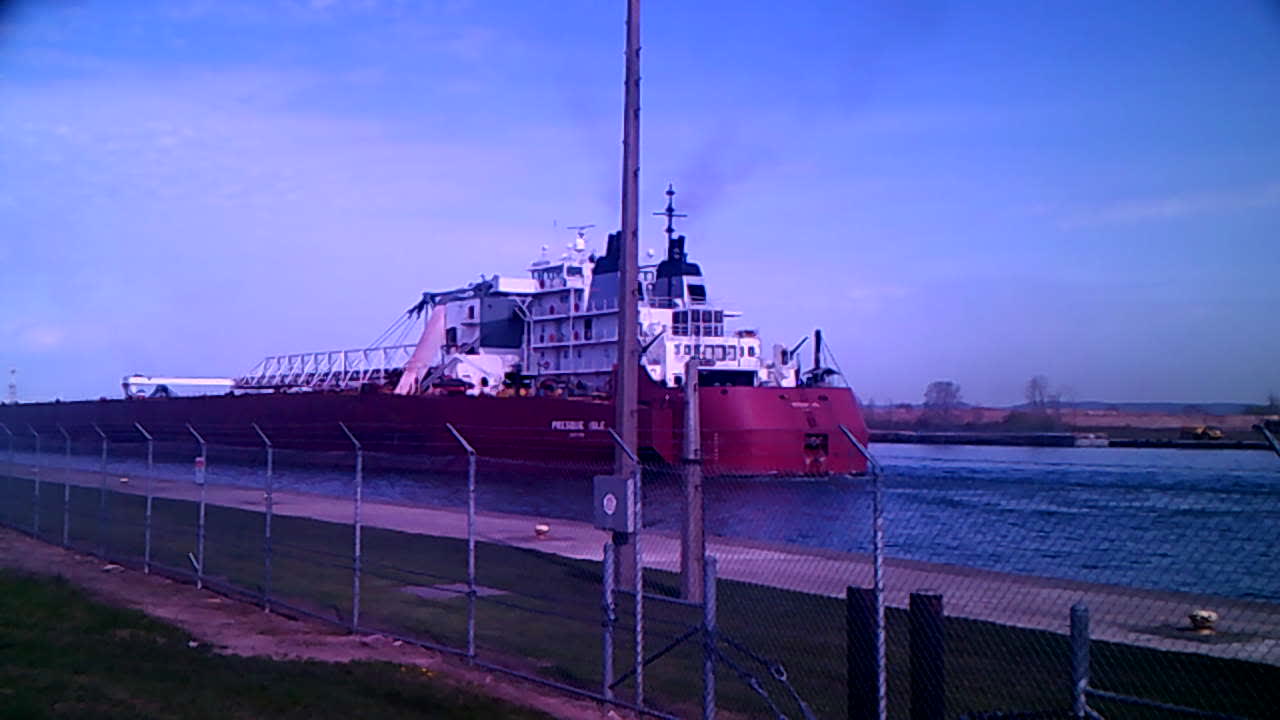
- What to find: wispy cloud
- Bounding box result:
[1062,182,1280,228]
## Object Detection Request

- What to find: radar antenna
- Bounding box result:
[652,184,687,243]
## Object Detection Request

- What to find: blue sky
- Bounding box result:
[2,0,1278,406]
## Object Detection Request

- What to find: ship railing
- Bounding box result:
[236,344,416,390]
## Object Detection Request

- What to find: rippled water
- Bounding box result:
[10,443,1280,600]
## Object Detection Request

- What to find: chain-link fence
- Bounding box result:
[0,422,1276,719]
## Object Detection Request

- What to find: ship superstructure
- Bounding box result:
[378,186,799,401]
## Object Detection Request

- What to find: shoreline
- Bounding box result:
[869,429,1273,450]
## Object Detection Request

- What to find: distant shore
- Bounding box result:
[868,430,1271,450]
[864,405,1279,450]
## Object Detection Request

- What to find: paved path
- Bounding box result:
[4,460,1277,666]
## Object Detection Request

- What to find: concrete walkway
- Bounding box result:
[4,460,1277,666]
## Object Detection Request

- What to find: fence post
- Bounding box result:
[608,428,644,710]
[446,423,478,663]
[910,591,945,720]
[135,423,154,573]
[840,425,886,720]
[0,423,13,465]
[57,425,71,547]
[602,541,616,702]
[682,356,705,603]
[1071,603,1090,720]
[187,423,207,589]
[339,422,362,633]
[135,421,154,471]
[703,554,718,720]
[27,426,40,537]
[253,423,273,611]
[91,423,108,557]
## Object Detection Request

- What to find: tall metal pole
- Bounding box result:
[446,423,478,663]
[614,0,643,593]
[340,422,363,633]
[136,423,154,573]
[187,423,207,589]
[253,423,273,610]
[682,356,705,602]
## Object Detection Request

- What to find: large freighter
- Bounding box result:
[2,189,869,475]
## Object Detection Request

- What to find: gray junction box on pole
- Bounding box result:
[593,474,635,533]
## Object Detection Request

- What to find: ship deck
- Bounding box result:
[2,459,1276,666]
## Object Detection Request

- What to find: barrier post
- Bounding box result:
[909,591,945,720]
[339,422,362,633]
[446,423,478,662]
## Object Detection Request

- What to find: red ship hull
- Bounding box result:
[0,382,869,475]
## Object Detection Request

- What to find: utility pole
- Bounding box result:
[614,0,642,589]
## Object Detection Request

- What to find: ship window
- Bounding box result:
[675,311,687,324]
[714,310,723,323]
[467,305,475,320]
[688,284,707,302]
[674,374,683,386]
[684,344,692,355]
[701,345,713,360]
[728,346,737,361]
[714,345,726,361]
[584,317,593,340]
[567,266,583,276]
[748,346,756,357]
[693,324,702,337]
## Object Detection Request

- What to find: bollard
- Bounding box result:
[910,591,945,720]
[602,542,616,702]
[340,423,362,633]
[1071,603,1090,720]
[703,554,718,720]
[253,423,273,611]
[847,586,879,720]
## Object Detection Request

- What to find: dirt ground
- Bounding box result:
[0,526,631,720]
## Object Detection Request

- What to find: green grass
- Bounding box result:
[3,474,1278,719]
[0,569,555,720]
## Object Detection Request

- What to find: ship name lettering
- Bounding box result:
[551,420,585,431]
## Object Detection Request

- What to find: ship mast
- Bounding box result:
[615,0,641,476]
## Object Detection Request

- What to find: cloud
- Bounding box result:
[1062,182,1280,228]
